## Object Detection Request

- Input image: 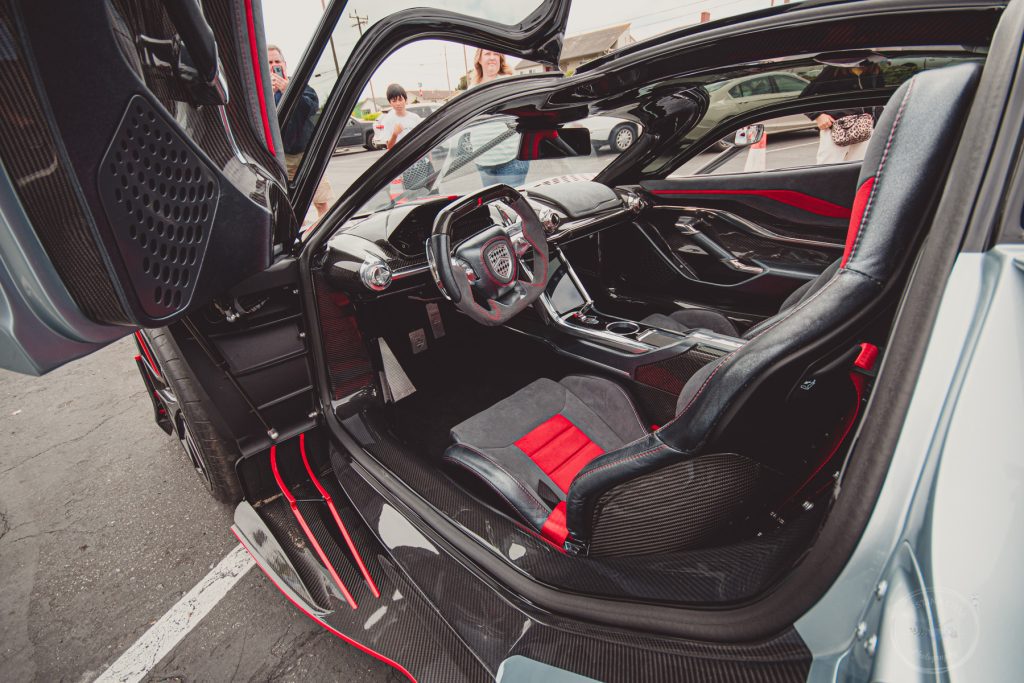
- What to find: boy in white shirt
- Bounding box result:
[380,84,422,150]
[380,84,434,191]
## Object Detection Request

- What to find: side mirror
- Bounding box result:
[518,128,592,160]
[733,124,765,147]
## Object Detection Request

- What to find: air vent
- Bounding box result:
[98,96,219,317]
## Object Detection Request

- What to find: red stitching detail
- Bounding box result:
[846,79,915,267]
[573,442,670,485]
[673,272,845,421]
[563,374,646,434]
[447,444,550,515]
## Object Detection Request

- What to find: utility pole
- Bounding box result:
[319,0,341,77]
[350,10,379,111]
[443,44,452,93]
[354,10,382,111]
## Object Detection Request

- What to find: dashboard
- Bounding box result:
[325,180,636,296]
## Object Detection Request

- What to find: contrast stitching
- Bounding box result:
[573,442,670,486]
[674,271,844,421]
[606,380,647,434]
[565,375,646,436]
[846,79,915,267]
[448,444,549,513]
[442,454,539,525]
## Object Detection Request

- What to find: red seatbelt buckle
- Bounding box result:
[853,342,879,376]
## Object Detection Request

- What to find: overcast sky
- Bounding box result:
[261,0,787,100]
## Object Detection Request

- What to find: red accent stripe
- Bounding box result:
[650,189,851,219]
[243,0,276,155]
[232,528,417,682]
[270,444,358,609]
[842,177,875,267]
[298,433,381,598]
[540,501,568,546]
[514,415,604,492]
[134,331,160,378]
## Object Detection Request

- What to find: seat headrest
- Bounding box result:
[840,62,981,282]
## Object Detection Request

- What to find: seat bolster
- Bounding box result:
[442,443,554,530]
[641,313,689,334]
[560,375,648,443]
[565,431,687,542]
[643,309,738,336]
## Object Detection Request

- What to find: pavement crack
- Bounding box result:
[229,624,249,682]
[0,392,145,477]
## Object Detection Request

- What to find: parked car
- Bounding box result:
[335,116,375,151]
[2,1,1019,682]
[702,72,817,149]
[573,115,643,152]
[370,102,442,149]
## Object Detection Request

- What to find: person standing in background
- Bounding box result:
[268,44,333,219]
[469,48,529,187]
[379,84,423,151]
[801,57,885,165]
[378,84,434,190]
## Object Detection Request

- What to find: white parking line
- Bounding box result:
[93,544,254,683]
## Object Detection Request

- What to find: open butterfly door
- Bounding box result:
[0,0,287,374]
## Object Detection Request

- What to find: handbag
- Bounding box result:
[830,113,873,147]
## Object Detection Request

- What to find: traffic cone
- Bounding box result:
[744,132,767,172]
[388,176,404,200]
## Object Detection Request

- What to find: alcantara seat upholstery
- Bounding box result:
[443,64,981,557]
[641,262,841,338]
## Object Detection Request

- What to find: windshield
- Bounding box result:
[358,113,643,214]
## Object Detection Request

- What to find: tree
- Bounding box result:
[457,74,468,91]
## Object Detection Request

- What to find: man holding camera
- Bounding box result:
[268,45,333,220]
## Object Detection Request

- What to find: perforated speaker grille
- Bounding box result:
[98,95,219,317]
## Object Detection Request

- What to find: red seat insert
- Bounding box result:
[514,414,604,492]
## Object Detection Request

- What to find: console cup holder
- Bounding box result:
[606,321,640,335]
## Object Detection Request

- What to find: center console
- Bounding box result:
[538,249,742,357]
[517,248,745,423]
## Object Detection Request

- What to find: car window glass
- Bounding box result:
[773,75,807,93]
[738,76,774,97]
[665,53,985,178]
[262,0,545,174]
[346,113,642,218]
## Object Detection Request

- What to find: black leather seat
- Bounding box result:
[443,64,981,557]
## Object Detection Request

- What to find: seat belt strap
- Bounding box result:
[541,501,569,548]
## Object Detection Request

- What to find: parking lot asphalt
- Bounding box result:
[0,134,820,682]
[0,338,399,682]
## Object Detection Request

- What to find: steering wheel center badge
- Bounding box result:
[485,239,515,284]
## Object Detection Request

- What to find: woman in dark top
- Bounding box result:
[802,63,884,164]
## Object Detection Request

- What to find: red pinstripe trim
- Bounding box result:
[243,0,276,155]
[232,528,416,682]
[270,444,358,609]
[134,331,159,378]
[650,189,851,219]
[298,433,381,598]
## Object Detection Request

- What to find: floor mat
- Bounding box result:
[381,328,577,460]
